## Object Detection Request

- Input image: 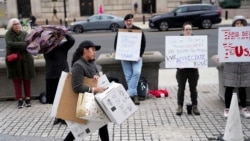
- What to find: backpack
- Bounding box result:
[39,92,46,104]
[137,77,149,100]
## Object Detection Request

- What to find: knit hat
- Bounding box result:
[232,15,247,26]
[124,14,134,21]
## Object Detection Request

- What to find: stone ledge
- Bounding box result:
[0,58,46,101]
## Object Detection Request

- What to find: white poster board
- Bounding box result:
[165,36,208,68]
[66,120,108,141]
[218,26,250,62]
[115,29,142,61]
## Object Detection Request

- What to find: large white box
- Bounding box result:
[95,82,138,125]
[66,120,108,141]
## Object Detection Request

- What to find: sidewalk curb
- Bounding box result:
[0,23,232,38]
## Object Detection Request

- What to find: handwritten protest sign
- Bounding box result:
[165,36,208,68]
[115,29,142,61]
[218,26,250,62]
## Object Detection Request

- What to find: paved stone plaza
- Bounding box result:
[1,68,250,141]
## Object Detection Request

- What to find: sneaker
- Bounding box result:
[240,108,250,118]
[176,105,183,116]
[224,108,229,118]
[25,99,31,107]
[18,100,23,108]
[192,105,200,115]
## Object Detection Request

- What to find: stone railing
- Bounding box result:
[0,57,45,100]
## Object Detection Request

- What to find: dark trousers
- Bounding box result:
[46,78,59,104]
[176,69,199,106]
[224,87,247,108]
[64,125,109,141]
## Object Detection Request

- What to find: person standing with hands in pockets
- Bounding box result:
[63,40,109,141]
[114,14,146,105]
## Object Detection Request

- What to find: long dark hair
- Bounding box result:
[71,47,83,67]
[71,44,93,66]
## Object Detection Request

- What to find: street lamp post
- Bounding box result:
[63,0,67,27]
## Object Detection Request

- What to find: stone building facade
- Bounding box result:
[4,0,250,22]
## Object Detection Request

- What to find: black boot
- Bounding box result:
[53,118,61,125]
[133,96,140,105]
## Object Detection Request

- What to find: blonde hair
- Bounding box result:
[7,18,21,30]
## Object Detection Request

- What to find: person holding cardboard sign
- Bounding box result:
[222,15,250,118]
[64,40,109,141]
[176,22,200,116]
[114,14,146,105]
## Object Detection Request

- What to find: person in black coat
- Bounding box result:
[44,33,75,124]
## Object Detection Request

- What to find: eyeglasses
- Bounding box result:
[13,23,20,25]
[184,28,192,31]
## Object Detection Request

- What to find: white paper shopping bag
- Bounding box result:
[76,92,109,121]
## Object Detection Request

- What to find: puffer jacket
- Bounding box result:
[223,62,250,87]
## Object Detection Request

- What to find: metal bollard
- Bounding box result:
[225,10,228,20]
[45,19,48,25]
[60,19,63,25]
[143,15,145,24]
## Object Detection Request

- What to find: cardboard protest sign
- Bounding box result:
[51,71,97,124]
[218,26,250,62]
[115,29,142,61]
[165,36,208,68]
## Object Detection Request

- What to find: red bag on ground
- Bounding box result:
[149,89,168,98]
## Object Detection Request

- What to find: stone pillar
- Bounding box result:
[96,51,164,90]
[6,0,17,18]
[68,0,78,18]
[30,0,42,17]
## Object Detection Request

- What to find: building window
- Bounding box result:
[17,0,31,18]
[79,0,94,16]
[142,0,156,13]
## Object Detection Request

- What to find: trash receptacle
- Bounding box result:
[211,55,250,105]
